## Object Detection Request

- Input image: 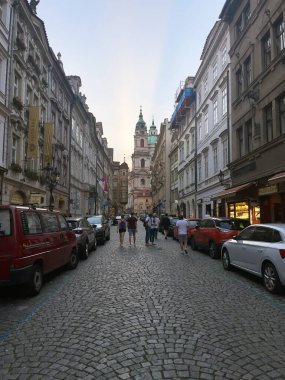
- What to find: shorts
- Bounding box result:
[128,229,136,236]
[119,229,126,233]
[178,234,187,243]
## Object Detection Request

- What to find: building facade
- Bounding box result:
[220,0,285,223]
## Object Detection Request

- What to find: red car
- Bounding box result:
[190,217,250,259]
[173,218,200,242]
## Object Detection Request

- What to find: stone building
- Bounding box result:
[112,160,129,215]
[220,0,285,223]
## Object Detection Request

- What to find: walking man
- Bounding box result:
[161,213,171,239]
[144,213,151,246]
[127,212,137,247]
[176,215,188,253]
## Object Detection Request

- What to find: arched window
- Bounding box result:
[140,139,144,147]
[141,159,145,168]
[141,178,145,186]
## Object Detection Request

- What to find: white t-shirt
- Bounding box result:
[176,219,188,235]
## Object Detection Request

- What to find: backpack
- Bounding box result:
[119,220,126,229]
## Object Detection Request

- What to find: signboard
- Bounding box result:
[258,184,278,196]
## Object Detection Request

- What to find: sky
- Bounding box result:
[38,0,226,167]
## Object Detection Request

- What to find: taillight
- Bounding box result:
[279,249,285,259]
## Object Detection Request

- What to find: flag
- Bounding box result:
[103,175,108,193]
[27,106,40,159]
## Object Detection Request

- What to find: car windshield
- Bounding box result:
[88,216,101,224]
[217,219,250,231]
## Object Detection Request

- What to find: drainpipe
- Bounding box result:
[67,98,75,216]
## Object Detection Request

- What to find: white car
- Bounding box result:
[221,223,285,293]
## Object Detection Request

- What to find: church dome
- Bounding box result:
[120,162,129,170]
[135,107,146,130]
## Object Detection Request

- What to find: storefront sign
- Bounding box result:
[258,184,278,196]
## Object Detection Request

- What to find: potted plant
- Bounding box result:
[24,169,39,181]
[10,162,22,173]
[12,96,24,111]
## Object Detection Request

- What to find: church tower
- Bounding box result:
[129,107,156,215]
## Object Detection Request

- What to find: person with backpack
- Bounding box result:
[117,215,126,247]
[127,212,137,247]
[161,213,171,239]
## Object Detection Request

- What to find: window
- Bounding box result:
[25,212,42,234]
[58,215,68,231]
[197,159,201,182]
[265,104,273,142]
[236,15,243,38]
[213,99,218,125]
[222,87,227,115]
[141,178,145,186]
[140,139,144,147]
[245,119,253,153]
[213,61,218,81]
[279,96,285,134]
[275,17,285,54]
[204,113,208,134]
[213,147,218,173]
[235,2,250,39]
[41,213,59,233]
[222,138,228,168]
[0,209,11,236]
[244,56,251,89]
[221,44,227,66]
[14,73,21,97]
[141,159,145,168]
[237,127,243,158]
[11,135,18,163]
[262,32,271,68]
[236,69,242,97]
[198,119,202,141]
[204,76,208,95]
[204,152,208,178]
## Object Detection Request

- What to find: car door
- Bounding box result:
[196,219,215,248]
[239,226,272,273]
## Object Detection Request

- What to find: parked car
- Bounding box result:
[168,217,179,237]
[0,205,78,295]
[87,215,111,245]
[173,218,200,241]
[66,217,97,259]
[222,224,285,293]
[190,217,250,259]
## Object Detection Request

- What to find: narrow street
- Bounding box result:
[1,223,285,380]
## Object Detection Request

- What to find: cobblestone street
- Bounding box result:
[1,223,285,380]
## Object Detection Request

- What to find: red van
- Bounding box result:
[0,205,78,295]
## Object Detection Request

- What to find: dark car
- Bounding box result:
[66,217,97,259]
[87,215,111,245]
[168,217,179,237]
[190,217,250,259]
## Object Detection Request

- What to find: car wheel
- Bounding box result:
[81,241,89,260]
[93,237,97,251]
[190,237,197,250]
[209,241,219,259]
[222,249,231,270]
[67,249,79,269]
[262,262,282,293]
[26,263,43,296]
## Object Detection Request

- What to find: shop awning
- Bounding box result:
[211,183,252,200]
[268,171,285,184]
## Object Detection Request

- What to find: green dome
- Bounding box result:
[136,108,146,130]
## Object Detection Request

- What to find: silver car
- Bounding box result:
[221,224,285,293]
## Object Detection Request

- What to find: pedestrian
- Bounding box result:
[176,215,188,253]
[117,215,126,247]
[127,212,137,247]
[152,213,160,240]
[149,213,159,245]
[144,213,151,246]
[161,213,171,239]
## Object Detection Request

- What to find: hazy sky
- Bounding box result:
[38,0,226,167]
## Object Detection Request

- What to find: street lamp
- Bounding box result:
[218,170,225,185]
[42,163,60,210]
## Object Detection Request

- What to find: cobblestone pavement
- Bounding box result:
[1,223,285,380]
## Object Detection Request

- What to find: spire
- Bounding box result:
[135,106,146,130]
